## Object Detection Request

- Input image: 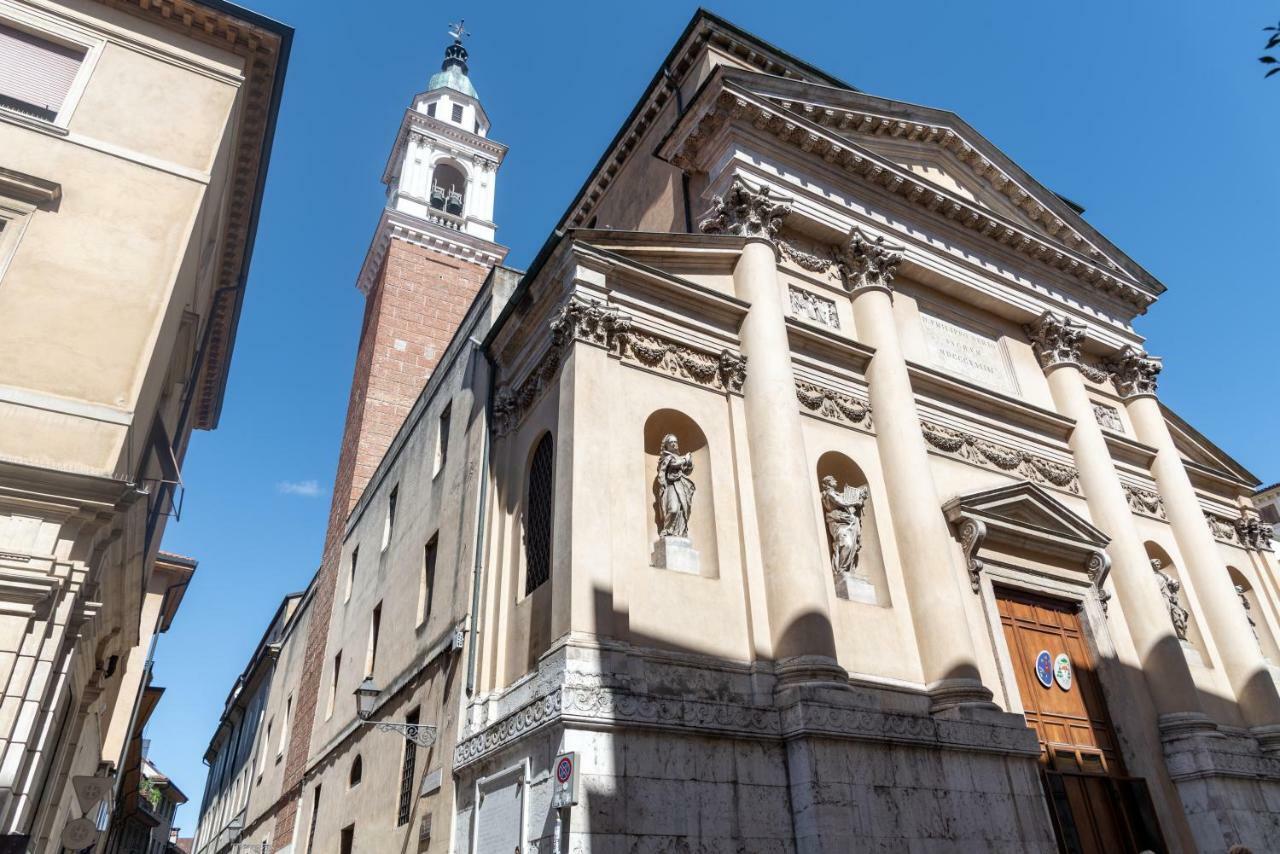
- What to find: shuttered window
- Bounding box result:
[0,24,85,122]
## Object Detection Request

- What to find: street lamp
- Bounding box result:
[353,677,438,748]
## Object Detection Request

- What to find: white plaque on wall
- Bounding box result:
[920,310,1017,395]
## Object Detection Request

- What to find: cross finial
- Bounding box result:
[448,19,469,42]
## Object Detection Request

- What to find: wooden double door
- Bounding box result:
[996,587,1166,854]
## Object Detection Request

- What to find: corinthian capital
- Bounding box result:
[1107,345,1162,399]
[838,225,903,293]
[1025,311,1085,370]
[698,177,791,241]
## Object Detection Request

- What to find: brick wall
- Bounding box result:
[269,239,490,850]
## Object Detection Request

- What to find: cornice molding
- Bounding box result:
[664,85,1153,311]
[0,167,60,206]
[355,208,507,294]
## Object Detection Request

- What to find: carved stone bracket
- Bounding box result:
[795,381,871,429]
[839,225,903,293]
[1106,345,1161,399]
[921,421,1080,493]
[1123,484,1166,519]
[1087,550,1112,614]
[698,176,791,242]
[1025,311,1085,370]
[958,518,986,593]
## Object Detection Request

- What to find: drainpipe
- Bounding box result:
[464,337,494,698]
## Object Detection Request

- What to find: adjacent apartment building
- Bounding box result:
[197,11,1280,854]
[0,0,288,849]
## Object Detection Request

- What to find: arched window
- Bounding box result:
[524,434,554,595]
[429,162,466,216]
[349,754,362,787]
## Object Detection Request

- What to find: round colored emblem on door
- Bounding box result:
[1035,650,1053,688]
[1054,653,1073,691]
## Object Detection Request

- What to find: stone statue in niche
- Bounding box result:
[1152,559,1189,641]
[1236,585,1261,647]
[820,476,876,603]
[650,434,700,574]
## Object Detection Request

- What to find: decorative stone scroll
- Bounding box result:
[794,381,871,429]
[1025,311,1085,370]
[1087,551,1113,614]
[1123,484,1166,519]
[921,421,1080,493]
[958,518,987,593]
[838,225,903,293]
[698,176,791,241]
[1107,345,1162,399]
[788,286,840,329]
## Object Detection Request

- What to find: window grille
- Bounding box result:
[397,709,419,826]
[451,102,463,122]
[524,434,554,594]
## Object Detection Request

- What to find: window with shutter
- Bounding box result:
[0,23,85,122]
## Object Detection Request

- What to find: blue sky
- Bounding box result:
[151,0,1280,828]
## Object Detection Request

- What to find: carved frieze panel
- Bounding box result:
[921,421,1080,493]
[1093,401,1124,433]
[795,381,871,429]
[1204,511,1274,551]
[1123,484,1165,519]
[778,236,839,278]
[788,286,840,329]
[493,296,748,436]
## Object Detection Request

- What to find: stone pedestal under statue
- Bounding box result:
[834,572,877,604]
[651,536,700,574]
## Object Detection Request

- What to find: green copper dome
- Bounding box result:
[427,65,477,99]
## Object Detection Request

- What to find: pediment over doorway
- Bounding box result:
[943,482,1110,599]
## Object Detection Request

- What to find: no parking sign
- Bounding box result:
[552,751,579,808]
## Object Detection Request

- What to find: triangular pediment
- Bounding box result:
[945,481,1110,552]
[678,71,1166,305]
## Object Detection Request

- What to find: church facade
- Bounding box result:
[202,12,1280,853]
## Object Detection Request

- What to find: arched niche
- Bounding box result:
[429,160,467,215]
[1144,542,1206,659]
[643,409,718,577]
[815,451,887,605]
[1229,566,1280,663]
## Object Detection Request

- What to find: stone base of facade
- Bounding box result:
[1160,721,1280,852]
[455,639,1056,853]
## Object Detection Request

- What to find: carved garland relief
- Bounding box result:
[920,421,1080,493]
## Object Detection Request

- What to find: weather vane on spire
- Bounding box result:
[448,19,469,43]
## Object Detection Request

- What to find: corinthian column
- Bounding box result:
[844,226,992,712]
[1028,314,1208,729]
[1112,346,1280,747]
[701,177,842,681]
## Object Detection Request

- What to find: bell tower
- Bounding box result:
[272,23,507,849]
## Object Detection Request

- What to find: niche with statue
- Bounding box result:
[816,451,886,605]
[644,409,718,577]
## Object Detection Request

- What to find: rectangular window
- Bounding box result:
[418,536,438,626]
[434,403,451,476]
[326,652,341,720]
[339,824,354,854]
[258,718,272,774]
[426,102,435,117]
[0,23,85,123]
[277,696,291,758]
[451,102,463,123]
[397,708,420,826]
[365,602,382,677]
[303,785,321,854]
[382,486,399,551]
[345,546,358,603]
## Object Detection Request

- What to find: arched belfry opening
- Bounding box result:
[429,161,466,216]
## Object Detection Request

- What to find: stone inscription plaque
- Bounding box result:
[920,311,1017,394]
